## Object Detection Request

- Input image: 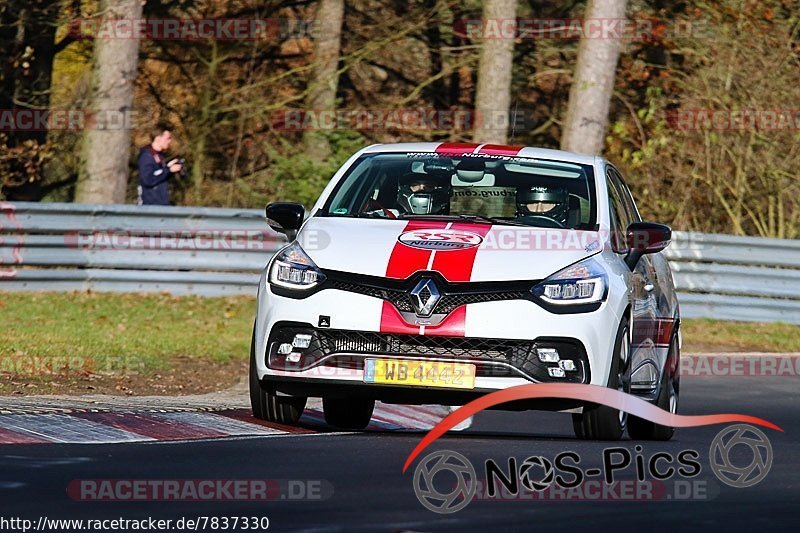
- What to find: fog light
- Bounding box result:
[286,352,302,363]
[277,343,293,355]
[559,360,576,371]
[292,334,312,349]
[548,367,566,378]
[537,348,560,363]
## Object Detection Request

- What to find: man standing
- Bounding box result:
[137,122,183,205]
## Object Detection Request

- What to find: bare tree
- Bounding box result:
[75,0,142,204]
[560,0,628,155]
[303,0,345,161]
[472,0,518,145]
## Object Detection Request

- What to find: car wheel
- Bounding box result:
[572,318,629,440]
[322,398,375,430]
[628,336,678,441]
[249,327,307,424]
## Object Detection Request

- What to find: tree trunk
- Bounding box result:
[560,0,628,155]
[302,0,345,161]
[472,0,518,145]
[1,0,59,201]
[75,0,142,204]
[190,39,222,201]
[423,0,447,109]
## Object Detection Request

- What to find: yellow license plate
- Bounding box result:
[364,359,476,390]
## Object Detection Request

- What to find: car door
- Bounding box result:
[606,167,662,391]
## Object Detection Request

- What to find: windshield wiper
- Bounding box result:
[459,214,535,227]
[398,213,530,227]
[327,212,392,219]
[396,214,458,221]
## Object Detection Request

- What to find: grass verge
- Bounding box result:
[0,292,254,396]
[680,318,800,353]
[1,291,797,395]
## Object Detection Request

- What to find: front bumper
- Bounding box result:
[260,374,587,411]
[264,322,592,383]
[255,275,628,398]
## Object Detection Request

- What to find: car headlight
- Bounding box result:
[532,257,607,305]
[268,242,326,290]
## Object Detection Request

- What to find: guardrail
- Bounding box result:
[664,233,800,323]
[2,202,799,323]
[0,202,280,296]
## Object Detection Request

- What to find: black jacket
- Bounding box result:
[138,146,170,205]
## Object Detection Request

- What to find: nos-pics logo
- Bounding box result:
[412,424,773,514]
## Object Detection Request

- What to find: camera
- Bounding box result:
[169,157,189,178]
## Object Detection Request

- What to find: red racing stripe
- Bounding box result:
[478,144,524,156]
[380,301,467,337]
[382,222,489,336]
[379,301,419,334]
[385,220,447,279]
[425,306,466,337]
[435,142,480,155]
[430,222,492,282]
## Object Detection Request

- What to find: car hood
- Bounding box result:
[297,217,604,282]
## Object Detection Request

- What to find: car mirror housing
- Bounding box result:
[624,222,671,270]
[265,202,305,240]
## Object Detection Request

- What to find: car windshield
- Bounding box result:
[321,152,597,229]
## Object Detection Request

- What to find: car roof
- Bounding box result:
[361,142,602,167]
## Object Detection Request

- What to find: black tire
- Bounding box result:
[572,318,630,440]
[249,328,307,424]
[322,398,375,430]
[628,337,678,441]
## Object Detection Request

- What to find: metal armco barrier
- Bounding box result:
[665,232,800,323]
[1,202,799,323]
[0,202,279,296]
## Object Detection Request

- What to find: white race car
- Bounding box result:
[250,143,680,440]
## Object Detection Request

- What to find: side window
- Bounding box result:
[610,168,641,223]
[606,168,631,252]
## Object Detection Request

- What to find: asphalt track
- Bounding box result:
[0,374,797,532]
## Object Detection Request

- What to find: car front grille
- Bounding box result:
[318,330,520,361]
[325,271,534,314]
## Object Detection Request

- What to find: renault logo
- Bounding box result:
[409,278,441,317]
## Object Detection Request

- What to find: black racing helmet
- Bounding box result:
[397,172,451,215]
[516,186,569,223]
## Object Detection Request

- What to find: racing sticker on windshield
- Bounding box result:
[398,229,484,251]
[451,186,517,218]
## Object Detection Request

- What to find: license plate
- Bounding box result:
[364,359,476,390]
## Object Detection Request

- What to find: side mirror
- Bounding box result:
[265,202,304,241]
[624,222,671,270]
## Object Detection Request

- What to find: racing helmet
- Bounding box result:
[517,186,569,224]
[397,172,451,215]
